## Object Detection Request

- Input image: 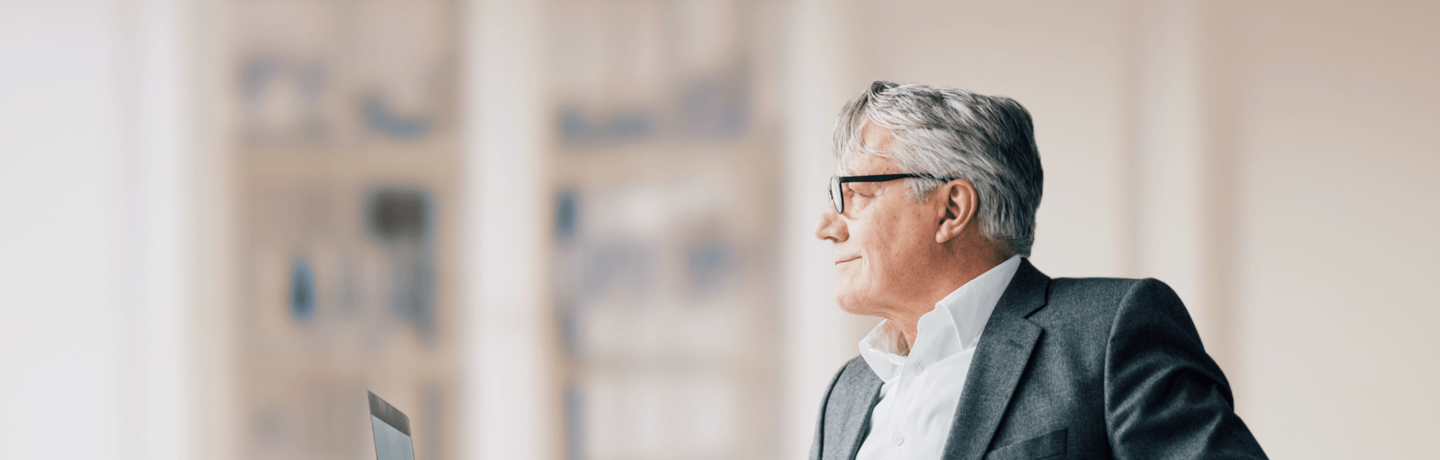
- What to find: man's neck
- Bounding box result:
[887,253,1013,349]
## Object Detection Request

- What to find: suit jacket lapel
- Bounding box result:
[941,259,1050,460]
[825,363,884,460]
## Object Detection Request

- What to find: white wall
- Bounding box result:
[0,0,193,459]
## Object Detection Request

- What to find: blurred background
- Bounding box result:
[2,0,1438,459]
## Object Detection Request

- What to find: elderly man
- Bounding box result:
[809,81,1266,460]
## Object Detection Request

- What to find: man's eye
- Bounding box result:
[848,186,876,197]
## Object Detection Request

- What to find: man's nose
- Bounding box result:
[814,204,848,242]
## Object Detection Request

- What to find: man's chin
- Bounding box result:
[833,290,871,316]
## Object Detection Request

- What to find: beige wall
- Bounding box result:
[1229,1,1440,457]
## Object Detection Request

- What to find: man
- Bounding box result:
[809,81,1265,460]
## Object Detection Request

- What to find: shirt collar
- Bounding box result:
[857,255,1025,382]
[858,320,909,382]
[938,255,1023,351]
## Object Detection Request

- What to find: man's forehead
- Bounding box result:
[840,151,898,175]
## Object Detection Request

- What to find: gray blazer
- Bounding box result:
[809,259,1266,460]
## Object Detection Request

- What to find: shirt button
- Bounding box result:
[914,363,924,375]
[893,434,905,446]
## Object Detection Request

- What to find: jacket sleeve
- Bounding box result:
[809,361,849,460]
[1104,278,1267,459]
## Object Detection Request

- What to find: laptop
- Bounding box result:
[368,391,418,460]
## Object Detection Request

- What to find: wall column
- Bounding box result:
[780,1,869,458]
[462,0,559,459]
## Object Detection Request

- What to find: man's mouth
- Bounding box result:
[835,257,859,265]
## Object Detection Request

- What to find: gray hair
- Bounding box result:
[833,81,1043,256]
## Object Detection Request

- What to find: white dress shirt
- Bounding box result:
[855,255,1023,460]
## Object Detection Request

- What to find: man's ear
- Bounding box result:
[935,178,978,244]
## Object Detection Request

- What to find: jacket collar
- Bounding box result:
[823,359,884,460]
[940,257,1050,459]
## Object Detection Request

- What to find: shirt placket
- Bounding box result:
[887,354,925,459]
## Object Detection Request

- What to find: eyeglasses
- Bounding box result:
[829,173,956,214]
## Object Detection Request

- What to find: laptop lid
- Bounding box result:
[368,391,417,460]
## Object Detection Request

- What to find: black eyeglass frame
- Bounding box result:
[829,173,957,214]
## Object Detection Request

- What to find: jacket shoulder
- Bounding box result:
[1032,277,1188,338]
[1047,276,1143,305]
[1044,276,1184,309]
[1039,276,1141,320]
